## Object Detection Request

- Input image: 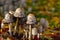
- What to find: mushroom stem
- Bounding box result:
[29,24,32,40]
[13,18,19,35]
[9,23,12,36]
[15,18,19,31]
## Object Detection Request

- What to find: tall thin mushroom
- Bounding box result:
[26,14,36,40]
[2,12,14,36]
[40,18,49,32]
[14,8,25,33]
[38,18,49,39]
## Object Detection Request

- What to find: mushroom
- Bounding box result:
[14,8,26,34]
[26,14,36,40]
[32,27,39,40]
[2,12,14,36]
[38,18,49,34]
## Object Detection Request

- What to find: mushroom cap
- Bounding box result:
[32,28,38,35]
[40,18,46,25]
[40,18,49,27]
[3,13,13,23]
[5,13,11,19]
[26,14,36,24]
[14,8,25,18]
